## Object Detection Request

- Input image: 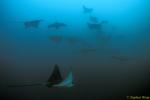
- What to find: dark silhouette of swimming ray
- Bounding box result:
[83,5,93,13]
[8,64,74,88]
[48,22,67,29]
[79,47,97,54]
[48,35,63,44]
[87,19,109,30]
[65,36,81,46]
[89,16,99,23]
[112,55,128,61]
[87,22,101,30]
[24,20,43,28]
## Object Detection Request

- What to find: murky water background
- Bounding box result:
[0,0,150,100]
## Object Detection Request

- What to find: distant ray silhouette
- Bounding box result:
[24,20,43,29]
[83,5,93,14]
[87,22,101,30]
[89,16,99,23]
[80,47,97,54]
[48,22,67,29]
[48,35,63,44]
[65,36,80,46]
[112,56,128,61]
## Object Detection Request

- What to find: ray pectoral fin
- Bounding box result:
[53,71,74,88]
[47,65,63,84]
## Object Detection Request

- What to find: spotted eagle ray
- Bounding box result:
[83,5,93,14]
[89,16,99,23]
[24,20,43,28]
[8,64,74,88]
[48,22,67,29]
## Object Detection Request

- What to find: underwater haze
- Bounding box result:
[0,0,150,100]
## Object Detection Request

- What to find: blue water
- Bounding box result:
[0,0,150,100]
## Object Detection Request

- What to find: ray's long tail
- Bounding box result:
[8,83,46,87]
